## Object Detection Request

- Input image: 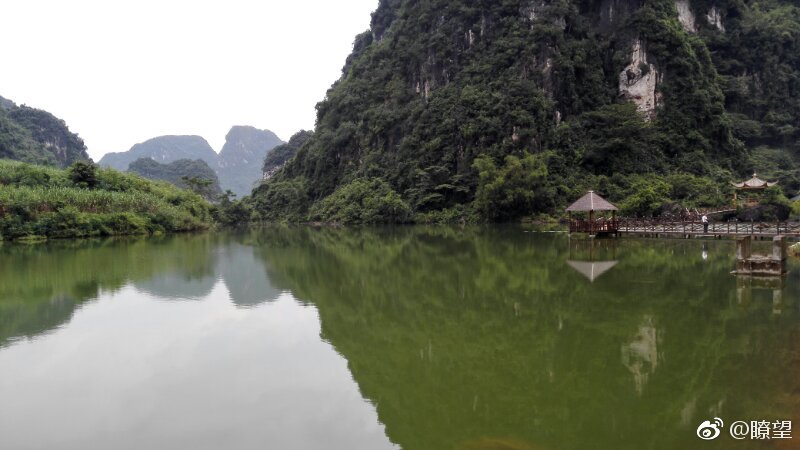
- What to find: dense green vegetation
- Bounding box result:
[0,160,214,240]
[261,130,313,179]
[127,157,223,200]
[701,0,800,148]
[250,0,800,223]
[0,96,91,168]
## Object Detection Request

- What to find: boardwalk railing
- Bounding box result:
[569,218,619,234]
[675,207,737,220]
[617,218,800,236]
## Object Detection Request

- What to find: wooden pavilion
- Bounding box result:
[731,172,778,207]
[566,191,619,235]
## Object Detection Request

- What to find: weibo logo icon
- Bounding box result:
[696,418,724,440]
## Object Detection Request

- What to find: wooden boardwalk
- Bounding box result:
[617,219,800,238]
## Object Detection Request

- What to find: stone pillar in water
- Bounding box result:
[772,236,787,262]
[736,236,752,260]
[734,235,785,275]
[735,236,752,274]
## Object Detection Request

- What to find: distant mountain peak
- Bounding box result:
[217,126,284,196]
[99,135,217,173]
[98,127,284,197]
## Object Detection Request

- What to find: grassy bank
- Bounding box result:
[0,160,213,240]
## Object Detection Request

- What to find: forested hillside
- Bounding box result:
[0,95,91,168]
[127,158,223,200]
[262,130,314,180]
[253,0,800,223]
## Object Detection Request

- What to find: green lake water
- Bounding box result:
[0,226,797,450]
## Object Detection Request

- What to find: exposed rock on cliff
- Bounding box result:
[706,7,725,32]
[618,40,660,118]
[675,0,696,33]
[598,0,641,29]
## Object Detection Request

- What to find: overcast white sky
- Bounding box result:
[0,0,378,160]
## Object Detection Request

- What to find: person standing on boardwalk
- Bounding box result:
[702,214,709,233]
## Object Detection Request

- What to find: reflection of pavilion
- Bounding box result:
[566,261,618,282]
[736,276,787,315]
[566,238,619,282]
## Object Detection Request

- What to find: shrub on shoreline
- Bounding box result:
[0,160,213,241]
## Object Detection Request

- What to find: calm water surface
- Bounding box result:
[0,227,797,450]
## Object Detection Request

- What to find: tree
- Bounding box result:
[217,190,237,207]
[472,152,551,221]
[68,161,98,189]
[181,176,214,199]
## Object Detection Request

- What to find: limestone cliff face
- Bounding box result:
[675,0,696,33]
[618,40,661,118]
[258,0,791,219]
[706,6,725,32]
[674,0,727,33]
[598,0,642,28]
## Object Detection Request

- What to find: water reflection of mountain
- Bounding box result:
[0,233,281,347]
[131,241,283,306]
[0,295,86,348]
[2,227,799,449]
[218,242,283,307]
[134,272,217,301]
[0,238,153,346]
[253,227,800,450]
